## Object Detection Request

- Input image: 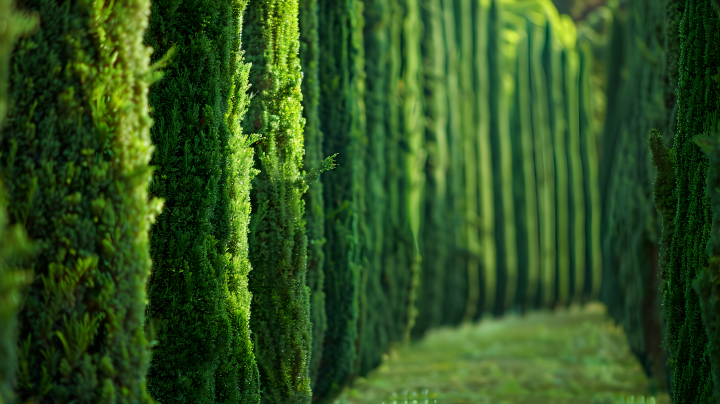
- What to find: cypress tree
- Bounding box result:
[143,0,260,400]
[440,0,470,328]
[0,5,36,403]
[457,0,482,321]
[242,0,313,401]
[398,0,424,342]
[502,5,541,311]
[596,0,669,388]
[313,0,366,399]
[414,0,451,338]
[475,0,497,318]
[358,0,391,376]
[298,0,327,389]
[659,0,720,402]
[1,0,161,400]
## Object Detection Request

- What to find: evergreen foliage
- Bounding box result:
[0,0,161,400]
[313,0,366,399]
[659,0,720,402]
[241,0,312,401]
[298,0,327,389]
[597,1,669,388]
[143,0,260,400]
[439,0,470,328]
[0,4,37,403]
[414,0,451,338]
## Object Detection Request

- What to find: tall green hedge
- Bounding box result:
[357,0,391,376]
[598,0,669,389]
[658,0,720,402]
[1,0,161,401]
[313,0,366,400]
[298,0,327,390]
[242,0,313,401]
[414,0,451,338]
[440,0,470,328]
[0,3,36,403]
[143,0,260,400]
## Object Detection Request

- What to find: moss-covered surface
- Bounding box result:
[335,303,671,404]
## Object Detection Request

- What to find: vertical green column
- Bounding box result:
[144,0,260,400]
[441,0,470,326]
[1,0,161,401]
[495,3,519,313]
[457,0,481,321]
[242,0,312,401]
[503,4,541,310]
[662,0,719,401]
[0,4,36,403]
[314,0,366,399]
[359,0,391,376]
[527,11,556,307]
[400,0,424,341]
[298,0,327,388]
[547,15,570,307]
[475,0,496,317]
[563,22,586,304]
[415,0,450,338]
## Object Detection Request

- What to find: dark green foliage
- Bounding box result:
[242,0,312,401]
[440,0,470,328]
[1,0,161,400]
[143,0,260,400]
[313,0,366,400]
[661,0,720,401]
[0,5,37,403]
[298,0,327,389]
[597,1,669,388]
[694,133,720,403]
[414,0,451,338]
[358,0,391,375]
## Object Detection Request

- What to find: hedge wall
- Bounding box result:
[0,0,161,401]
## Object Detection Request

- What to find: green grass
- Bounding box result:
[333,303,670,404]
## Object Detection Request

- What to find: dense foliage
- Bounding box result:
[1,0,161,401]
[5,0,720,403]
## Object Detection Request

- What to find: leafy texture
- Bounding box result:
[313,0,366,400]
[598,1,669,390]
[242,0,312,401]
[0,2,37,403]
[298,0,327,390]
[660,0,720,402]
[1,0,161,401]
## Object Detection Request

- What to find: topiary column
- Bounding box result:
[659,0,719,402]
[298,0,327,390]
[1,0,162,401]
[313,0,366,399]
[242,0,313,401]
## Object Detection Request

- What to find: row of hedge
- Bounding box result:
[598,0,720,403]
[0,0,608,403]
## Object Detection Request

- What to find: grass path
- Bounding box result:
[336,302,671,404]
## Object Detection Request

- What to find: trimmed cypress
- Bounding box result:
[457,0,482,321]
[143,0,260,400]
[475,0,497,317]
[358,0,391,376]
[414,0,451,338]
[313,0,366,399]
[440,0,470,328]
[0,5,37,403]
[659,0,720,402]
[298,0,327,388]
[597,0,669,388]
[1,0,161,400]
[242,0,313,401]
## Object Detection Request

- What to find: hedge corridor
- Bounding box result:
[0,0,718,403]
